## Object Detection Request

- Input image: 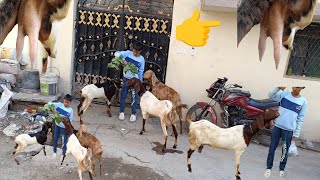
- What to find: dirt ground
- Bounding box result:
[0,135,171,180]
[0,101,320,180]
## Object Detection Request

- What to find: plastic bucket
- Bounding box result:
[40,68,60,96]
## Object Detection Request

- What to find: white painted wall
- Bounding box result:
[167,0,320,141]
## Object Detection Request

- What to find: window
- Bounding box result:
[286,23,320,79]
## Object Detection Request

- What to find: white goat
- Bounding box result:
[126,77,178,152]
[186,109,279,180]
[61,134,94,180]
[77,79,119,118]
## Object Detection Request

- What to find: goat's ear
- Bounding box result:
[134,83,140,94]
[151,72,158,86]
[257,114,265,130]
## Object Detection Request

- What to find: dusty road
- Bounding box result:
[0,101,319,180]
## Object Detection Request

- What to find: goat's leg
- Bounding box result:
[92,163,96,177]
[172,125,178,149]
[269,7,284,69]
[78,169,83,180]
[88,171,93,180]
[177,108,183,134]
[16,28,25,65]
[106,99,112,117]
[140,113,148,135]
[99,159,102,175]
[161,124,168,152]
[83,98,93,113]
[28,29,40,69]
[106,104,112,117]
[258,23,268,61]
[140,118,146,135]
[61,154,66,165]
[198,145,204,153]
[43,145,46,156]
[235,150,244,180]
[187,149,195,172]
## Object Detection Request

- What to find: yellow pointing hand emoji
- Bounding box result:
[176,9,220,47]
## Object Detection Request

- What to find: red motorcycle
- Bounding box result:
[186,77,279,128]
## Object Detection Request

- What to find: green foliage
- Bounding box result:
[42,104,63,124]
[107,54,138,75]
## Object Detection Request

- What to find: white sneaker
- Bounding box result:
[279,171,285,177]
[52,153,57,158]
[264,169,271,178]
[119,112,125,120]
[130,114,136,122]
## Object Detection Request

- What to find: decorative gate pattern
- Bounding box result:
[73,0,174,93]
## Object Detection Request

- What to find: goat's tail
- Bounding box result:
[186,113,194,125]
[176,104,188,110]
[0,0,21,44]
[78,124,87,137]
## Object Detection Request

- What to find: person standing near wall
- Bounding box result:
[264,87,307,178]
[115,42,145,122]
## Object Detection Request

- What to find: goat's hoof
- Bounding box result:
[108,114,112,118]
[173,145,177,149]
[12,151,16,155]
[188,165,192,172]
[236,175,241,180]
[161,148,166,153]
[238,171,241,175]
[139,131,143,135]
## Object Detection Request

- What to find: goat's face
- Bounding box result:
[62,117,74,135]
[126,78,142,95]
[43,122,53,134]
[257,109,280,129]
[143,70,158,86]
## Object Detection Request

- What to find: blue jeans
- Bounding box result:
[53,125,68,155]
[120,78,138,115]
[267,126,293,171]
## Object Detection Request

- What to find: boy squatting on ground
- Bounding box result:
[115,42,145,122]
[48,94,74,158]
[264,87,307,178]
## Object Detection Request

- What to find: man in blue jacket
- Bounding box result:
[115,42,145,122]
[264,87,307,178]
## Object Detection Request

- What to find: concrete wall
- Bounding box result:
[166,0,320,141]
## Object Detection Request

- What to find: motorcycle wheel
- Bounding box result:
[186,104,216,125]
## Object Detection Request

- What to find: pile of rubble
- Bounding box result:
[0,109,55,165]
[0,110,52,136]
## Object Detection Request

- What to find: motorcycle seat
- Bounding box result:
[247,98,279,110]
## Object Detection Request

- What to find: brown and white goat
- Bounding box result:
[186,109,279,180]
[61,134,94,180]
[74,124,103,176]
[77,79,120,119]
[126,77,178,152]
[143,70,188,134]
[0,0,72,70]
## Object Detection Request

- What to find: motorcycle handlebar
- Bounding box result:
[234,84,242,88]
